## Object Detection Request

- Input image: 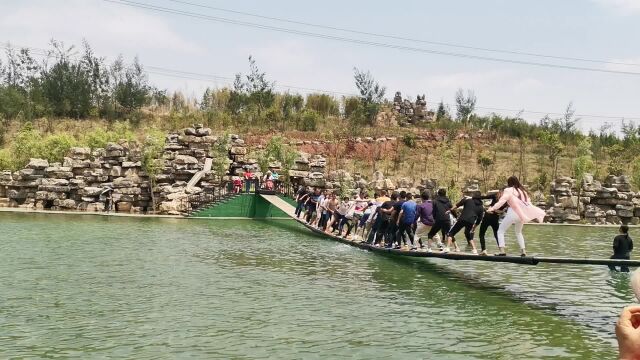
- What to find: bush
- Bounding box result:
[12,123,43,168]
[299,110,320,131]
[83,121,135,149]
[0,149,15,170]
[402,133,417,148]
[40,134,76,163]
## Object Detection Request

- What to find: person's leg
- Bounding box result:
[479,218,489,252]
[497,211,518,254]
[514,220,526,255]
[609,255,619,271]
[428,222,442,248]
[446,220,464,251]
[491,218,500,247]
[464,222,478,253]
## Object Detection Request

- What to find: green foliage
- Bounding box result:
[455,88,476,122]
[402,133,417,148]
[533,172,549,192]
[436,101,448,121]
[353,68,385,125]
[477,153,495,192]
[631,157,640,191]
[11,123,42,168]
[573,137,594,186]
[40,134,76,163]
[607,144,626,176]
[83,121,135,149]
[305,93,339,117]
[0,148,15,170]
[0,85,27,119]
[299,109,320,131]
[538,130,564,180]
[211,133,230,180]
[256,136,297,183]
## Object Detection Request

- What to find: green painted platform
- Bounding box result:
[191,194,296,219]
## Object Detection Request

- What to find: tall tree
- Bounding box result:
[455,88,476,123]
[353,68,386,126]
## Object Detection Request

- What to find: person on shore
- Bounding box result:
[295,186,309,218]
[263,170,274,190]
[243,168,254,193]
[414,192,441,251]
[487,176,545,257]
[232,176,242,193]
[609,225,633,272]
[428,189,456,251]
[304,188,321,223]
[476,191,505,256]
[445,191,484,254]
[397,193,418,250]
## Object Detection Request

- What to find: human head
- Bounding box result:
[437,188,446,197]
[507,176,522,189]
[406,193,413,200]
[343,196,349,201]
[381,190,387,197]
[399,190,407,199]
[421,192,430,201]
[621,224,630,235]
[314,188,320,194]
[390,192,399,201]
[373,191,380,198]
[471,190,482,198]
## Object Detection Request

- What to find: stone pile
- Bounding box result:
[0,125,250,216]
[368,171,395,192]
[303,154,327,188]
[392,92,435,124]
[547,174,640,224]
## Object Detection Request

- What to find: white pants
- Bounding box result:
[414,223,441,243]
[497,208,525,250]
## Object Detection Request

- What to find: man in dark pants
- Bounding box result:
[397,193,418,250]
[428,189,456,250]
[377,192,398,248]
[388,191,407,249]
[445,191,484,254]
[476,192,505,255]
[294,186,309,218]
[610,225,633,272]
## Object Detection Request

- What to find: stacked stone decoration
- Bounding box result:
[228,134,258,177]
[289,152,310,181]
[303,154,327,188]
[392,91,435,124]
[368,171,395,191]
[547,174,639,224]
[0,126,254,215]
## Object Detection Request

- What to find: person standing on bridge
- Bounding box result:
[295,186,309,219]
[445,191,484,255]
[428,189,456,252]
[487,176,545,257]
[609,225,633,272]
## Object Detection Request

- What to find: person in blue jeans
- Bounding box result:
[397,193,418,250]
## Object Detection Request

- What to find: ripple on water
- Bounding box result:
[0,214,626,358]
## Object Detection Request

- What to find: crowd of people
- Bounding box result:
[232,168,283,193]
[294,175,546,256]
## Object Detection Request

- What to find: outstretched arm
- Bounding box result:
[489,190,511,212]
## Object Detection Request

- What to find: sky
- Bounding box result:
[1,0,639,133]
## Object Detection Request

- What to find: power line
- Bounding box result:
[102,0,640,77]
[165,0,640,68]
[2,42,639,121]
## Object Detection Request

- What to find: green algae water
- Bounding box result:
[0,212,633,358]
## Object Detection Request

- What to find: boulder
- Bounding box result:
[68,147,91,160]
[116,201,132,212]
[174,155,198,165]
[26,158,49,170]
[45,165,74,179]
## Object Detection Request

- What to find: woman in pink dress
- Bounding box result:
[487,176,545,257]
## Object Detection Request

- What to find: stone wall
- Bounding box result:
[392,92,435,124]
[548,174,639,224]
[0,125,246,215]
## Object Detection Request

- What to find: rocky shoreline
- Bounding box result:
[1,125,639,224]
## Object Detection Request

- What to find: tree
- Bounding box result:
[113,57,149,114]
[455,88,476,123]
[539,130,564,180]
[141,131,165,212]
[436,101,447,121]
[353,68,386,125]
[245,56,274,117]
[477,153,495,192]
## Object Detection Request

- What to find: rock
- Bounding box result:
[122,161,141,168]
[68,147,91,160]
[195,127,211,136]
[45,165,74,179]
[174,155,198,165]
[116,201,132,212]
[54,199,76,209]
[559,196,579,209]
[109,166,123,177]
[184,127,197,136]
[288,170,309,178]
[26,158,49,170]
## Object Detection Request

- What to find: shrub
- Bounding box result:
[402,133,417,148]
[40,134,77,163]
[299,110,320,131]
[0,149,15,170]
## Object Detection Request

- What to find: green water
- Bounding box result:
[0,213,633,359]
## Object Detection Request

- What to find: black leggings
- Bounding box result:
[428,220,452,241]
[397,222,415,246]
[448,220,475,242]
[479,215,499,251]
[609,254,630,272]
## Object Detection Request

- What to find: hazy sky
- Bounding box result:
[1,0,639,132]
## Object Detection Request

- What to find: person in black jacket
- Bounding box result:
[444,191,484,254]
[609,225,633,272]
[427,189,456,249]
[475,191,506,255]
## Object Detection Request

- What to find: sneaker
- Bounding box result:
[454,247,461,252]
[480,250,488,256]
[426,248,433,253]
[495,253,507,256]
[442,247,450,253]
[394,246,401,250]
[471,249,478,255]
[410,247,417,251]
[437,242,445,249]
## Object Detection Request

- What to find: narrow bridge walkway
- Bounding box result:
[259,194,297,218]
[257,193,640,268]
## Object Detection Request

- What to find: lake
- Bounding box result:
[0,212,632,358]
